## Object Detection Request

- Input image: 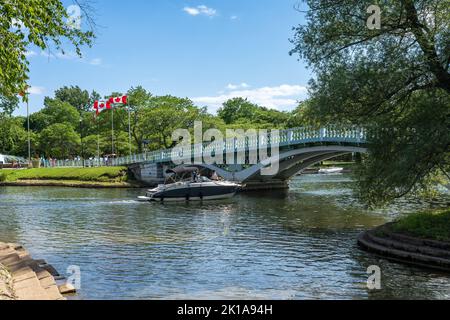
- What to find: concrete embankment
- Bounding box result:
[0,242,76,300]
[358,224,450,272]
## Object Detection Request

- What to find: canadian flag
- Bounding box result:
[108,95,128,105]
[93,100,112,115]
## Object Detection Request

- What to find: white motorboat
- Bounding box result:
[318,167,344,174]
[137,166,242,202]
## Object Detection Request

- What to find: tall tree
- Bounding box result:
[218,98,259,124]
[122,86,152,153]
[0,114,27,155]
[39,123,80,158]
[290,0,450,205]
[139,96,204,149]
[0,0,95,110]
[30,98,80,131]
[54,86,90,112]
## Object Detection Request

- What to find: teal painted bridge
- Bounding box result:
[116,125,368,188]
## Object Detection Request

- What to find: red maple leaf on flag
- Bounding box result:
[109,96,128,105]
[93,100,112,115]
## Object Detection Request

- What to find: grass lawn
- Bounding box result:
[390,208,450,242]
[0,167,129,183]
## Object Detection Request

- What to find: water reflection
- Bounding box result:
[0,174,448,300]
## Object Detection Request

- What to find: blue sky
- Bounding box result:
[16,0,310,116]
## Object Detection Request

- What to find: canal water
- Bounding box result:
[1,174,449,300]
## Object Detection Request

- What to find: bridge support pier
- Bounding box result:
[129,162,165,186]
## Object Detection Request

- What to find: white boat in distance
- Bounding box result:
[137,166,242,202]
[318,167,344,174]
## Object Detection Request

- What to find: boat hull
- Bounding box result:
[138,182,241,202]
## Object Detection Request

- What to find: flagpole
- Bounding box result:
[111,106,114,156]
[97,117,100,167]
[128,105,132,156]
[26,97,31,164]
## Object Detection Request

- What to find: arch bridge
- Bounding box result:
[116,125,368,190]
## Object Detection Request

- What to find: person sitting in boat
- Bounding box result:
[211,171,219,181]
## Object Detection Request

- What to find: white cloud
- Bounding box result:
[40,50,78,60]
[28,86,45,95]
[183,7,200,16]
[230,15,238,20]
[56,51,79,60]
[89,58,102,66]
[25,51,37,57]
[183,5,217,17]
[39,50,103,67]
[192,84,308,113]
[226,83,250,90]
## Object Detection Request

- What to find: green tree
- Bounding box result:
[54,86,90,112]
[0,114,27,155]
[121,86,152,153]
[82,134,108,158]
[251,107,290,129]
[139,96,205,149]
[290,0,450,205]
[30,98,80,131]
[0,95,19,116]
[218,98,259,124]
[0,0,95,107]
[39,123,80,158]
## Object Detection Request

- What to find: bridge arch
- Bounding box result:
[192,146,367,183]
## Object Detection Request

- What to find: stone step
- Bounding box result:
[13,274,52,300]
[379,223,450,250]
[358,232,450,272]
[0,242,69,300]
[366,230,450,259]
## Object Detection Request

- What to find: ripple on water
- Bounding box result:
[0,175,448,300]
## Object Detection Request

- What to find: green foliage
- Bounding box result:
[0,95,19,116]
[356,90,450,206]
[54,86,91,112]
[0,114,27,155]
[2,167,128,182]
[139,95,205,149]
[0,0,95,107]
[30,98,80,132]
[82,134,106,158]
[218,98,259,124]
[39,123,80,158]
[291,0,450,205]
[218,97,292,129]
[391,209,450,242]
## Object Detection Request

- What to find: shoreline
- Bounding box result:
[0,179,143,188]
[0,242,76,300]
[0,169,353,190]
[358,222,450,272]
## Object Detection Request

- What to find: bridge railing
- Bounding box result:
[43,125,366,168]
[111,125,366,166]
